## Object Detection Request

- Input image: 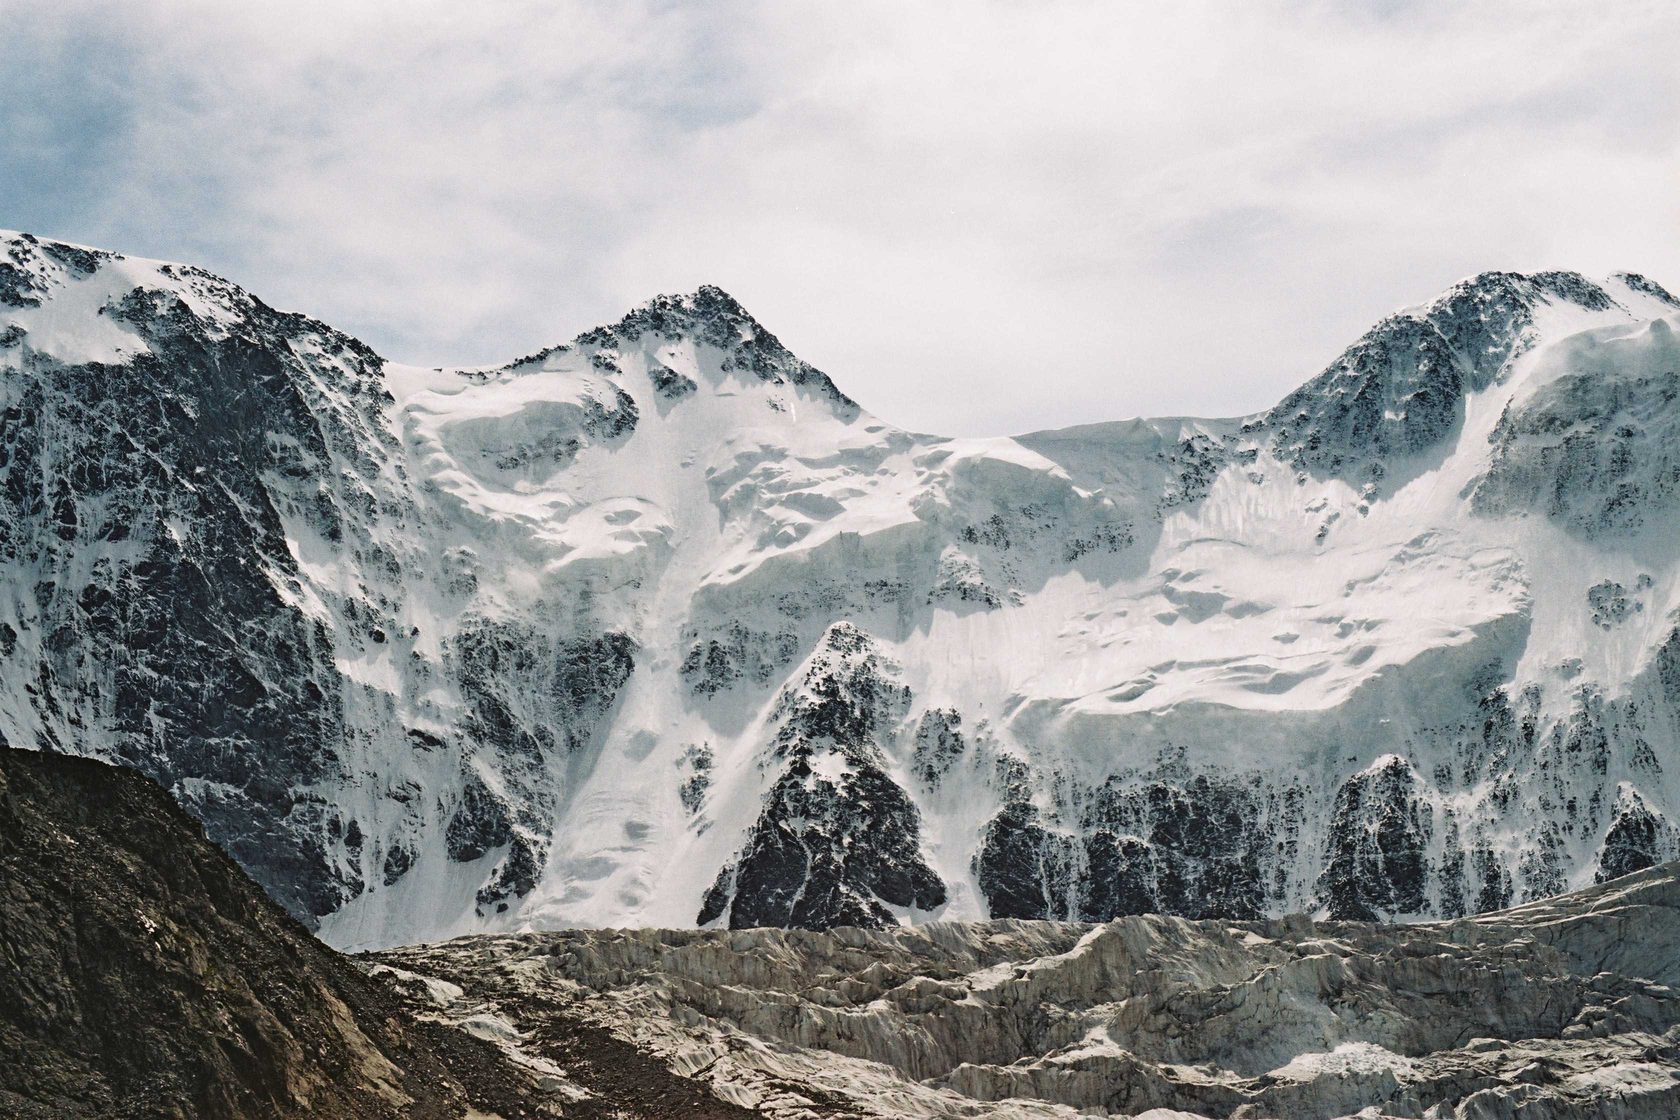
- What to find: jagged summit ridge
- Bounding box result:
[3,226,1661,436]
[2,226,1679,948]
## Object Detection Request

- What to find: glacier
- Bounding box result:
[1,228,1678,949]
[371,861,1680,1119]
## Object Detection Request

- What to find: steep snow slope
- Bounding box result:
[2,229,1678,947]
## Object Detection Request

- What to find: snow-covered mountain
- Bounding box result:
[3,228,1678,949]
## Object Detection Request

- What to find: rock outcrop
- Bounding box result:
[699,623,946,929]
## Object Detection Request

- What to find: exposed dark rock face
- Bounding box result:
[974,797,1077,920]
[1317,756,1432,920]
[1615,271,1680,306]
[0,235,77,307]
[1599,786,1666,882]
[1587,577,1647,628]
[1084,774,1295,921]
[1081,829,1162,920]
[0,257,394,923]
[1157,432,1229,511]
[975,766,1300,924]
[1268,315,1469,482]
[676,742,713,816]
[679,621,799,697]
[910,707,965,787]
[1474,366,1680,535]
[699,756,946,929]
[444,771,517,863]
[645,362,697,400]
[447,623,637,913]
[0,746,548,1120]
[1266,271,1615,483]
[699,623,945,929]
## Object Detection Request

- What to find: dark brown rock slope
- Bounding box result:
[0,745,520,1118]
[0,745,754,1120]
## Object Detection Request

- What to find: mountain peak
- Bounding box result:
[496,284,861,417]
[1261,266,1667,483]
[608,283,772,349]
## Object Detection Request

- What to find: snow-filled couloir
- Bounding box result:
[2,229,1679,948]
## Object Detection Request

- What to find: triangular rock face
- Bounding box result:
[698,622,945,929]
[4,228,1680,946]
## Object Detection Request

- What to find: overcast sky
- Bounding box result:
[2,0,1676,435]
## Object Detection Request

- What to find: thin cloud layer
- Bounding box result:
[2,0,1675,434]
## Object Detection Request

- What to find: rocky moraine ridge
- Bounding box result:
[3,229,1680,946]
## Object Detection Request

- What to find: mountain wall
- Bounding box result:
[3,229,1680,946]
